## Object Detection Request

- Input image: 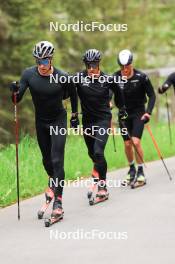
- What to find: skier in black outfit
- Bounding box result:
[158,72,175,94]
[113,49,156,186]
[10,41,78,221]
[75,49,127,202]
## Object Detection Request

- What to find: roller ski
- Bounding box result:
[131,167,146,189]
[88,180,109,206]
[45,198,64,227]
[121,164,136,186]
[37,187,54,219]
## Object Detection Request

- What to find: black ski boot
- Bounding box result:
[122,164,136,186]
[45,198,64,227]
[37,187,54,219]
[131,166,146,189]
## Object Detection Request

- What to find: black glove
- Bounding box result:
[70,114,79,129]
[158,86,167,94]
[10,81,19,93]
[118,108,128,121]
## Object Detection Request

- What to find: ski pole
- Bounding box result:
[83,130,103,142]
[14,92,20,220]
[146,124,172,181]
[73,127,103,142]
[165,93,172,145]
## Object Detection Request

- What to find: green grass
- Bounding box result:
[0,122,175,207]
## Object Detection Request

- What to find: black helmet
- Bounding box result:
[83,49,101,63]
[117,49,133,66]
[33,41,54,59]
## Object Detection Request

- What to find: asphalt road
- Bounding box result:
[1,157,175,264]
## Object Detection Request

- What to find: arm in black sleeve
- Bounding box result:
[109,87,113,101]
[110,82,125,109]
[64,74,78,113]
[143,74,156,114]
[162,72,175,91]
[12,70,29,103]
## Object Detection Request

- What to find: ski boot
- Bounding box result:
[131,166,146,189]
[122,164,136,186]
[89,180,109,206]
[37,187,54,219]
[87,168,99,205]
[45,198,64,227]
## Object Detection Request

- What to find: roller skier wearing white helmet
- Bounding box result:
[113,49,156,188]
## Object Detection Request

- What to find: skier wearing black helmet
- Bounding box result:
[74,49,127,205]
[113,49,156,188]
[10,41,78,225]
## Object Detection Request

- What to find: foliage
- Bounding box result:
[1,0,175,144]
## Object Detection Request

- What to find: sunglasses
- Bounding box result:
[36,58,50,65]
[86,62,99,69]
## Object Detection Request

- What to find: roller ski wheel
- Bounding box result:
[44,212,64,227]
[89,195,109,206]
[121,165,136,187]
[37,187,54,219]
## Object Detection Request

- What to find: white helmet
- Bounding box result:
[117,49,133,66]
[33,41,54,59]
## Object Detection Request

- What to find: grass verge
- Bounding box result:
[0,122,174,207]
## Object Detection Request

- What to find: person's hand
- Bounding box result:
[141,113,150,124]
[118,107,128,121]
[10,81,19,93]
[70,113,79,129]
[158,86,166,94]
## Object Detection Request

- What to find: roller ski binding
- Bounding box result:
[37,187,54,219]
[122,164,136,186]
[131,167,146,189]
[45,198,64,227]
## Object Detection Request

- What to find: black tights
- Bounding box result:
[83,118,110,181]
[35,112,67,198]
